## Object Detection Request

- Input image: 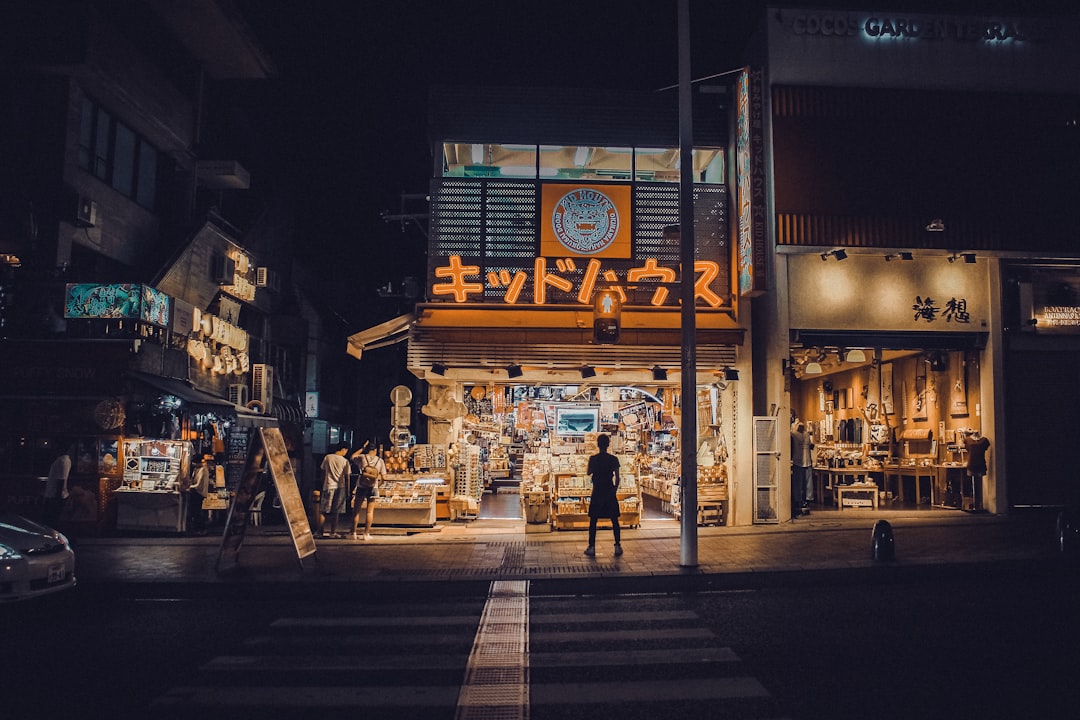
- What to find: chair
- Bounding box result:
[250,491,266,526]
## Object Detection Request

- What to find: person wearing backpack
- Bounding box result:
[351,442,385,540]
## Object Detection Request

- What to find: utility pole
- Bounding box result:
[678,0,698,568]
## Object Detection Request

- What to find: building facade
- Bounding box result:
[0,1,347,532]
[751,6,1080,517]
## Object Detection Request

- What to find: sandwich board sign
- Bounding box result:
[216,426,317,569]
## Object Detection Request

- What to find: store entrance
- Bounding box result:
[461,381,732,530]
[789,345,984,513]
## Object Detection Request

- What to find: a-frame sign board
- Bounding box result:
[216,427,317,570]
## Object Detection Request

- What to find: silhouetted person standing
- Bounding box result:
[584,433,622,557]
[965,431,990,511]
[43,444,74,525]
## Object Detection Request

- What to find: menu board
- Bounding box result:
[224,427,250,490]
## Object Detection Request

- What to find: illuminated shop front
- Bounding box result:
[784,254,995,515]
[349,86,754,528]
[752,6,1080,519]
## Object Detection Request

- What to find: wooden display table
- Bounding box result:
[835,483,879,510]
[813,467,871,507]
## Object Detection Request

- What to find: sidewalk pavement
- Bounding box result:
[69,507,1069,595]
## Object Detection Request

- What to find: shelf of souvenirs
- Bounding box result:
[550,473,642,530]
[380,475,451,521]
[487,446,512,479]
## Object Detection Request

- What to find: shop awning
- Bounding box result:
[126,371,237,408]
[346,312,416,360]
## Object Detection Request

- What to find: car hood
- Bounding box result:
[0,513,68,553]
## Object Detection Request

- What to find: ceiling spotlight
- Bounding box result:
[821,249,847,261]
[506,364,523,379]
[430,363,447,376]
[845,349,866,363]
[580,365,596,379]
[723,367,740,381]
[804,362,823,375]
[651,365,668,381]
[926,219,945,232]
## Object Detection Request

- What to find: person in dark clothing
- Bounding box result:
[964,431,991,510]
[584,433,622,557]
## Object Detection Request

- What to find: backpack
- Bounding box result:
[357,456,380,488]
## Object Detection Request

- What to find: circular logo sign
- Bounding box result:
[552,188,620,255]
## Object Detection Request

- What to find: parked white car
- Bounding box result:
[0,513,76,602]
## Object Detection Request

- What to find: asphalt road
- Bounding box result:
[5,557,1079,720]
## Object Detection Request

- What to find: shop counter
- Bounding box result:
[115,489,185,532]
[371,501,436,527]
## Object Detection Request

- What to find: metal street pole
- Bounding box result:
[678,0,698,568]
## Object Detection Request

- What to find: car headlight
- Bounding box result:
[1,543,25,573]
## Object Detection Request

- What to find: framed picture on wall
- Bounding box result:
[913,359,927,421]
[881,363,894,415]
[950,350,969,417]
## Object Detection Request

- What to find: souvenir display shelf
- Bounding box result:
[550,473,641,531]
[115,439,189,532]
[371,479,439,527]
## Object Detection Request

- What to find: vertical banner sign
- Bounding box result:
[736,68,768,297]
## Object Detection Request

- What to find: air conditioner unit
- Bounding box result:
[252,363,274,413]
[75,195,97,228]
[212,255,236,285]
[256,267,281,292]
[227,383,249,407]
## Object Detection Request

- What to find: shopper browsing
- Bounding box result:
[317,444,351,538]
[351,443,385,541]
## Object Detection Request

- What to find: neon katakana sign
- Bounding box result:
[431,255,726,308]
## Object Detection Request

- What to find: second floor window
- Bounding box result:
[77,97,159,210]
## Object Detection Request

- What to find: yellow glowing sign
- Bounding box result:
[433,255,724,308]
[540,184,633,258]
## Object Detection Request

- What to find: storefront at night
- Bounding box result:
[349,85,755,528]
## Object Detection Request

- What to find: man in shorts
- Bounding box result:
[317,444,350,537]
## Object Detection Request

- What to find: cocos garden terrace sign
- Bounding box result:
[788,12,1045,44]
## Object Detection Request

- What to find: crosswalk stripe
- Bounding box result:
[201,653,469,671]
[529,647,741,667]
[531,627,714,643]
[272,615,480,628]
[154,685,461,707]
[530,676,771,704]
[530,610,699,623]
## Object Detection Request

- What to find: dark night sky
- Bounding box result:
[227,0,1076,310]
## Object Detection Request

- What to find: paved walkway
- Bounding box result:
[70,507,1066,592]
